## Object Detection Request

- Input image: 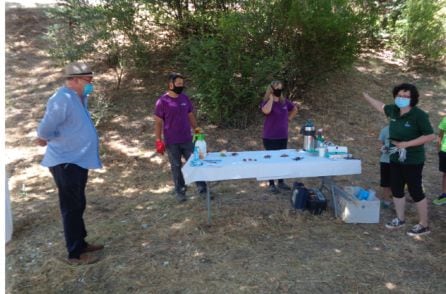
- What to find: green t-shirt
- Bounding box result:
[439,116,446,152]
[384,104,434,164]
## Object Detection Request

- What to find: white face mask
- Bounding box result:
[395,96,410,108]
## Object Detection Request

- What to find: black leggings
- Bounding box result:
[390,162,425,202]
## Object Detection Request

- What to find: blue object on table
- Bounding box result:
[191,146,203,166]
[357,188,369,201]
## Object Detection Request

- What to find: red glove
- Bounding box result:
[156,140,165,155]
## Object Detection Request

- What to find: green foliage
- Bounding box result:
[277,0,366,90]
[143,0,242,35]
[180,2,288,128]
[43,0,445,129]
[378,0,406,34]
[45,0,101,63]
[181,0,370,127]
[394,0,446,63]
[351,0,382,47]
[45,0,154,88]
[89,93,112,127]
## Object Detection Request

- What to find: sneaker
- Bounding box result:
[385,217,406,229]
[433,194,446,206]
[175,192,187,202]
[268,185,280,194]
[277,182,291,191]
[407,224,431,236]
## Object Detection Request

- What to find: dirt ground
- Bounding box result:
[5,5,446,294]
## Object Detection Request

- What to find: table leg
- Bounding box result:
[331,183,339,217]
[206,181,211,225]
[320,177,339,217]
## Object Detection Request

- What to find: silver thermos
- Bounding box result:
[301,120,316,151]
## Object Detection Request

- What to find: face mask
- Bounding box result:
[172,86,184,94]
[83,83,94,96]
[395,96,410,109]
[273,89,282,97]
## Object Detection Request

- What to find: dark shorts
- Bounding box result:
[389,162,425,202]
[439,151,446,173]
[380,162,391,187]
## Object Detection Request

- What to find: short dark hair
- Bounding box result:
[392,83,419,107]
[168,72,184,84]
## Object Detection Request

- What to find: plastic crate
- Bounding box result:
[332,185,380,224]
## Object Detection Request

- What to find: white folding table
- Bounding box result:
[182,149,361,224]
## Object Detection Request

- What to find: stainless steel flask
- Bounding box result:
[301,121,316,151]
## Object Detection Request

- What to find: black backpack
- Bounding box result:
[291,182,309,211]
[306,189,327,215]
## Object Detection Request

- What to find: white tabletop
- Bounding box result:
[182,149,361,184]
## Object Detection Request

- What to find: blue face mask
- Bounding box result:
[83,83,94,96]
[395,96,410,108]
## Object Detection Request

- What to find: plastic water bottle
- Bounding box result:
[194,134,207,159]
[191,146,202,166]
[193,146,199,161]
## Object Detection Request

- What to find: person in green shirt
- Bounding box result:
[362,83,436,236]
[433,116,446,206]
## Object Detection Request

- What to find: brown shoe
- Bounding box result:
[84,243,104,253]
[67,253,100,265]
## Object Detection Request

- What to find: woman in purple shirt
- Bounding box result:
[260,80,298,193]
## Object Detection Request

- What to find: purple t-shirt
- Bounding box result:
[260,99,295,139]
[154,93,193,145]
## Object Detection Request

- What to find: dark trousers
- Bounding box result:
[49,163,88,258]
[166,142,206,194]
[389,162,425,202]
[263,138,288,186]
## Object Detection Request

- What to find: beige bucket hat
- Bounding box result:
[64,62,94,77]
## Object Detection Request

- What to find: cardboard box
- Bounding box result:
[332,186,380,223]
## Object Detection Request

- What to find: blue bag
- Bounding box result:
[357,188,369,201]
[291,182,309,210]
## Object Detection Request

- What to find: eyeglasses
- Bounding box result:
[78,77,93,83]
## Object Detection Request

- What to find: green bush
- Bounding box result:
[43,0,378,128]
[181,4,287,128]
[277,0,367,90]
[181,0,372,127]
[45,0,102,63]
[394,0,446,63]
[45,0,154,88]
[143,0,242,35]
